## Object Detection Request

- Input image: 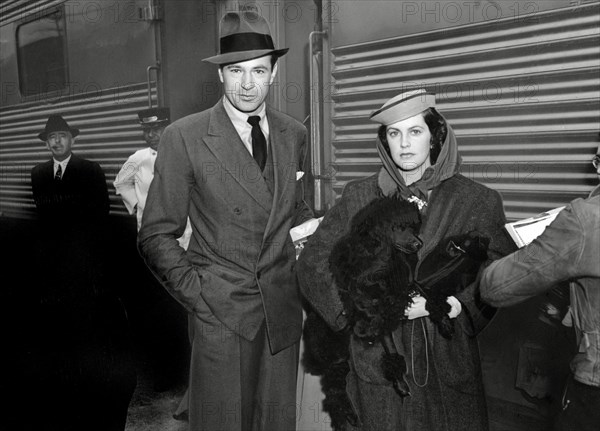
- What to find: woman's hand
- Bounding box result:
[446,296,462,318]
[404,295,462,319]
[405,295,430,319]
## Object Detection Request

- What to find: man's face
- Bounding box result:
[218,56,277,113]
[46,131,74,161]
[142,124,167,150]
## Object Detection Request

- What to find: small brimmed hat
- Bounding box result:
[370,89,436,125]
[38,114,80,141]
[138,107,170,126]
[203,10,288,65]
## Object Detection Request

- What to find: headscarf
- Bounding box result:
[376,115,462,207]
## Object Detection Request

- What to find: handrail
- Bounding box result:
[309,30,326,212]
[146,64,160,108]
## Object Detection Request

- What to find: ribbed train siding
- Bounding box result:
[0,0,66,26]
[328,3,600,220]
[0,82,157,219]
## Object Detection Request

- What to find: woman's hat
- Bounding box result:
[203,10,289,65]
[38,114,80,141]
[138,107,170,126]
[370,89,436,125]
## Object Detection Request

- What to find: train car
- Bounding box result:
[1,1,599,430]
[0,0,224,219]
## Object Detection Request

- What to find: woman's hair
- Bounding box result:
[377,108,447,165]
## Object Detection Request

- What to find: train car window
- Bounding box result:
[16,8,68,98]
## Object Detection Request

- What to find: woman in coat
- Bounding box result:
[297,89,515,431]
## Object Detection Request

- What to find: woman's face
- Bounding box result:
[386,113,432,177]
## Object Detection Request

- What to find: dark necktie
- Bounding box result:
[247,115,267,171]
[55,164,62,181]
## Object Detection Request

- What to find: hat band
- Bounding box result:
[220,32,275,54]
[370,92,436,124]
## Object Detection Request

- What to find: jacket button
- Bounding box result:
[233,207,242,215]
[256,271,261,279]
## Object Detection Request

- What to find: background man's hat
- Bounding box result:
[138,107,170,126]
[370,89,436,125]
[203,10,288,64]
[38,114,79,141]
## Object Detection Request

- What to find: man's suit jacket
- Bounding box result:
[31,153,109,225]
[139,99,312,354]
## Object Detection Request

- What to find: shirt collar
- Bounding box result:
[223,96,266,129]
[53,154,72,168]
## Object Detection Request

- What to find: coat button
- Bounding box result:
[256,271,261,279]
[233,207,242,215]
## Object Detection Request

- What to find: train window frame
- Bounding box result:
[15,5,70,100]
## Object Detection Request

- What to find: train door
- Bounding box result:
[157,0,220,121]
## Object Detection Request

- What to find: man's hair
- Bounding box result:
[377,108,447,165]
[219,55,277,71]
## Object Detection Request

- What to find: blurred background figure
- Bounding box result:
[481,144,600,431]
[114,107,191,248]
[28,114,136,431]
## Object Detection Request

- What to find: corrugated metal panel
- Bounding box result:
[0,0,66,26]
[328,2,600,220]
[0,82,157,218]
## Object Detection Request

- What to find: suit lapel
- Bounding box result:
[42,159,54,181]
[60,154,79,182]
[202,101,272,213]
[267,107,294,209]
[262,108,295,241]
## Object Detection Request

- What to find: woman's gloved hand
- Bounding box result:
[405,295,430,319]
[446,296,462,318]
[404,295,462,319]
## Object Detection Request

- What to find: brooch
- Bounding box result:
[407,195,427,211]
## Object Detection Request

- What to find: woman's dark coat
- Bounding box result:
[298,165,515,430]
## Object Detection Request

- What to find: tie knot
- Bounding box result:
[247,115,261,127]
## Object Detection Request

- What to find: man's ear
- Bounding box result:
[269,63,278,84]
[218,68,224,84]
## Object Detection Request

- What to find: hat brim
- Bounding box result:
[38,128,80,142]
[203,48,288,65]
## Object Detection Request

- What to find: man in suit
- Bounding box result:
[29,114,135,431]
[31,114,109,223]
[138,10,312,431]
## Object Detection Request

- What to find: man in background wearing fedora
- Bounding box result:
[114,107,191,393]
[29,114,135,431]
[32,114,109,222]
[139,10,312,431]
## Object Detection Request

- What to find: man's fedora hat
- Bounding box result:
[370,89,436,125]
[138,107,170,126]
[38,114,80,141]
[203,10,288,65]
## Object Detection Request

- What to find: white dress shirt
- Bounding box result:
[222,96,269,154]
[53,154,72,178]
